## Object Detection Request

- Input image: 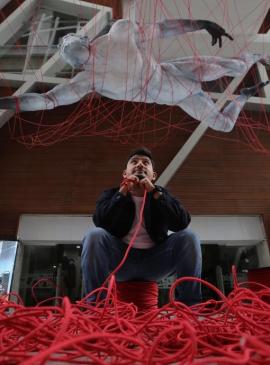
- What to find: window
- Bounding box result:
[0,241,18,294]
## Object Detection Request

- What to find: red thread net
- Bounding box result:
[0,0,270,153]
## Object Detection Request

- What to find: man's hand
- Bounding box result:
[198,20,233,48]
[119,175,140,195]
[139,177,155,192]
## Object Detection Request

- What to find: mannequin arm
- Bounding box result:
[138,19,233,47]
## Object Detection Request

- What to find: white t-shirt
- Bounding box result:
[122,195,155,249]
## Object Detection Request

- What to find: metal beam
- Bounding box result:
[0,0,112,128]
[156,7,270,187]
[209,91,270,110]
[0,0,11,9]
[156,75,261,187]
[44,0,111,18]
[257,30,270,101]
[156,122,208,187]
[0,0,36,45]
[0,72,68,84]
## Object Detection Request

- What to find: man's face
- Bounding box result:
[123,154,156,181]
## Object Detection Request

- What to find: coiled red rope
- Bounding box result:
[117,281,158,312]
[1,271,270,364]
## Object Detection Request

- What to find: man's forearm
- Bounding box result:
[152,192,190,230]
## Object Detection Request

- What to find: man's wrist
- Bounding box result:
[120,177,132,196]
[152,185,163,199]
[119,185,128,196]
[197,19,211,30]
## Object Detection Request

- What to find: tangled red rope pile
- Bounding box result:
[1,189,270,364]
[0,270,270,364]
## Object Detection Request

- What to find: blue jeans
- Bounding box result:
[81,227,202,306]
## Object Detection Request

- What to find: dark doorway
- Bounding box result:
[19,244,82,306]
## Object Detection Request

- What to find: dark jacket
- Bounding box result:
[93,186,191,244]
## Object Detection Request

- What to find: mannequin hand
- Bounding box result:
[198,20,233,47]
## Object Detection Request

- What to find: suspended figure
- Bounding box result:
[0,18,269,132]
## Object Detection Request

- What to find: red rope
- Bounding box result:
[1,274,270,364]
[117,281,158,312]
[95,187,147,302]
[1,190,270,364]
[14,95,20,113]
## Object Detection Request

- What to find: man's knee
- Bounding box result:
[174,229,201,256]
[176,228,200,244]
[82,227,110,256]
[83,227,108,243]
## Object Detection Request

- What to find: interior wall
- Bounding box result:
[1,106,270,244]
[167,131,270,243]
